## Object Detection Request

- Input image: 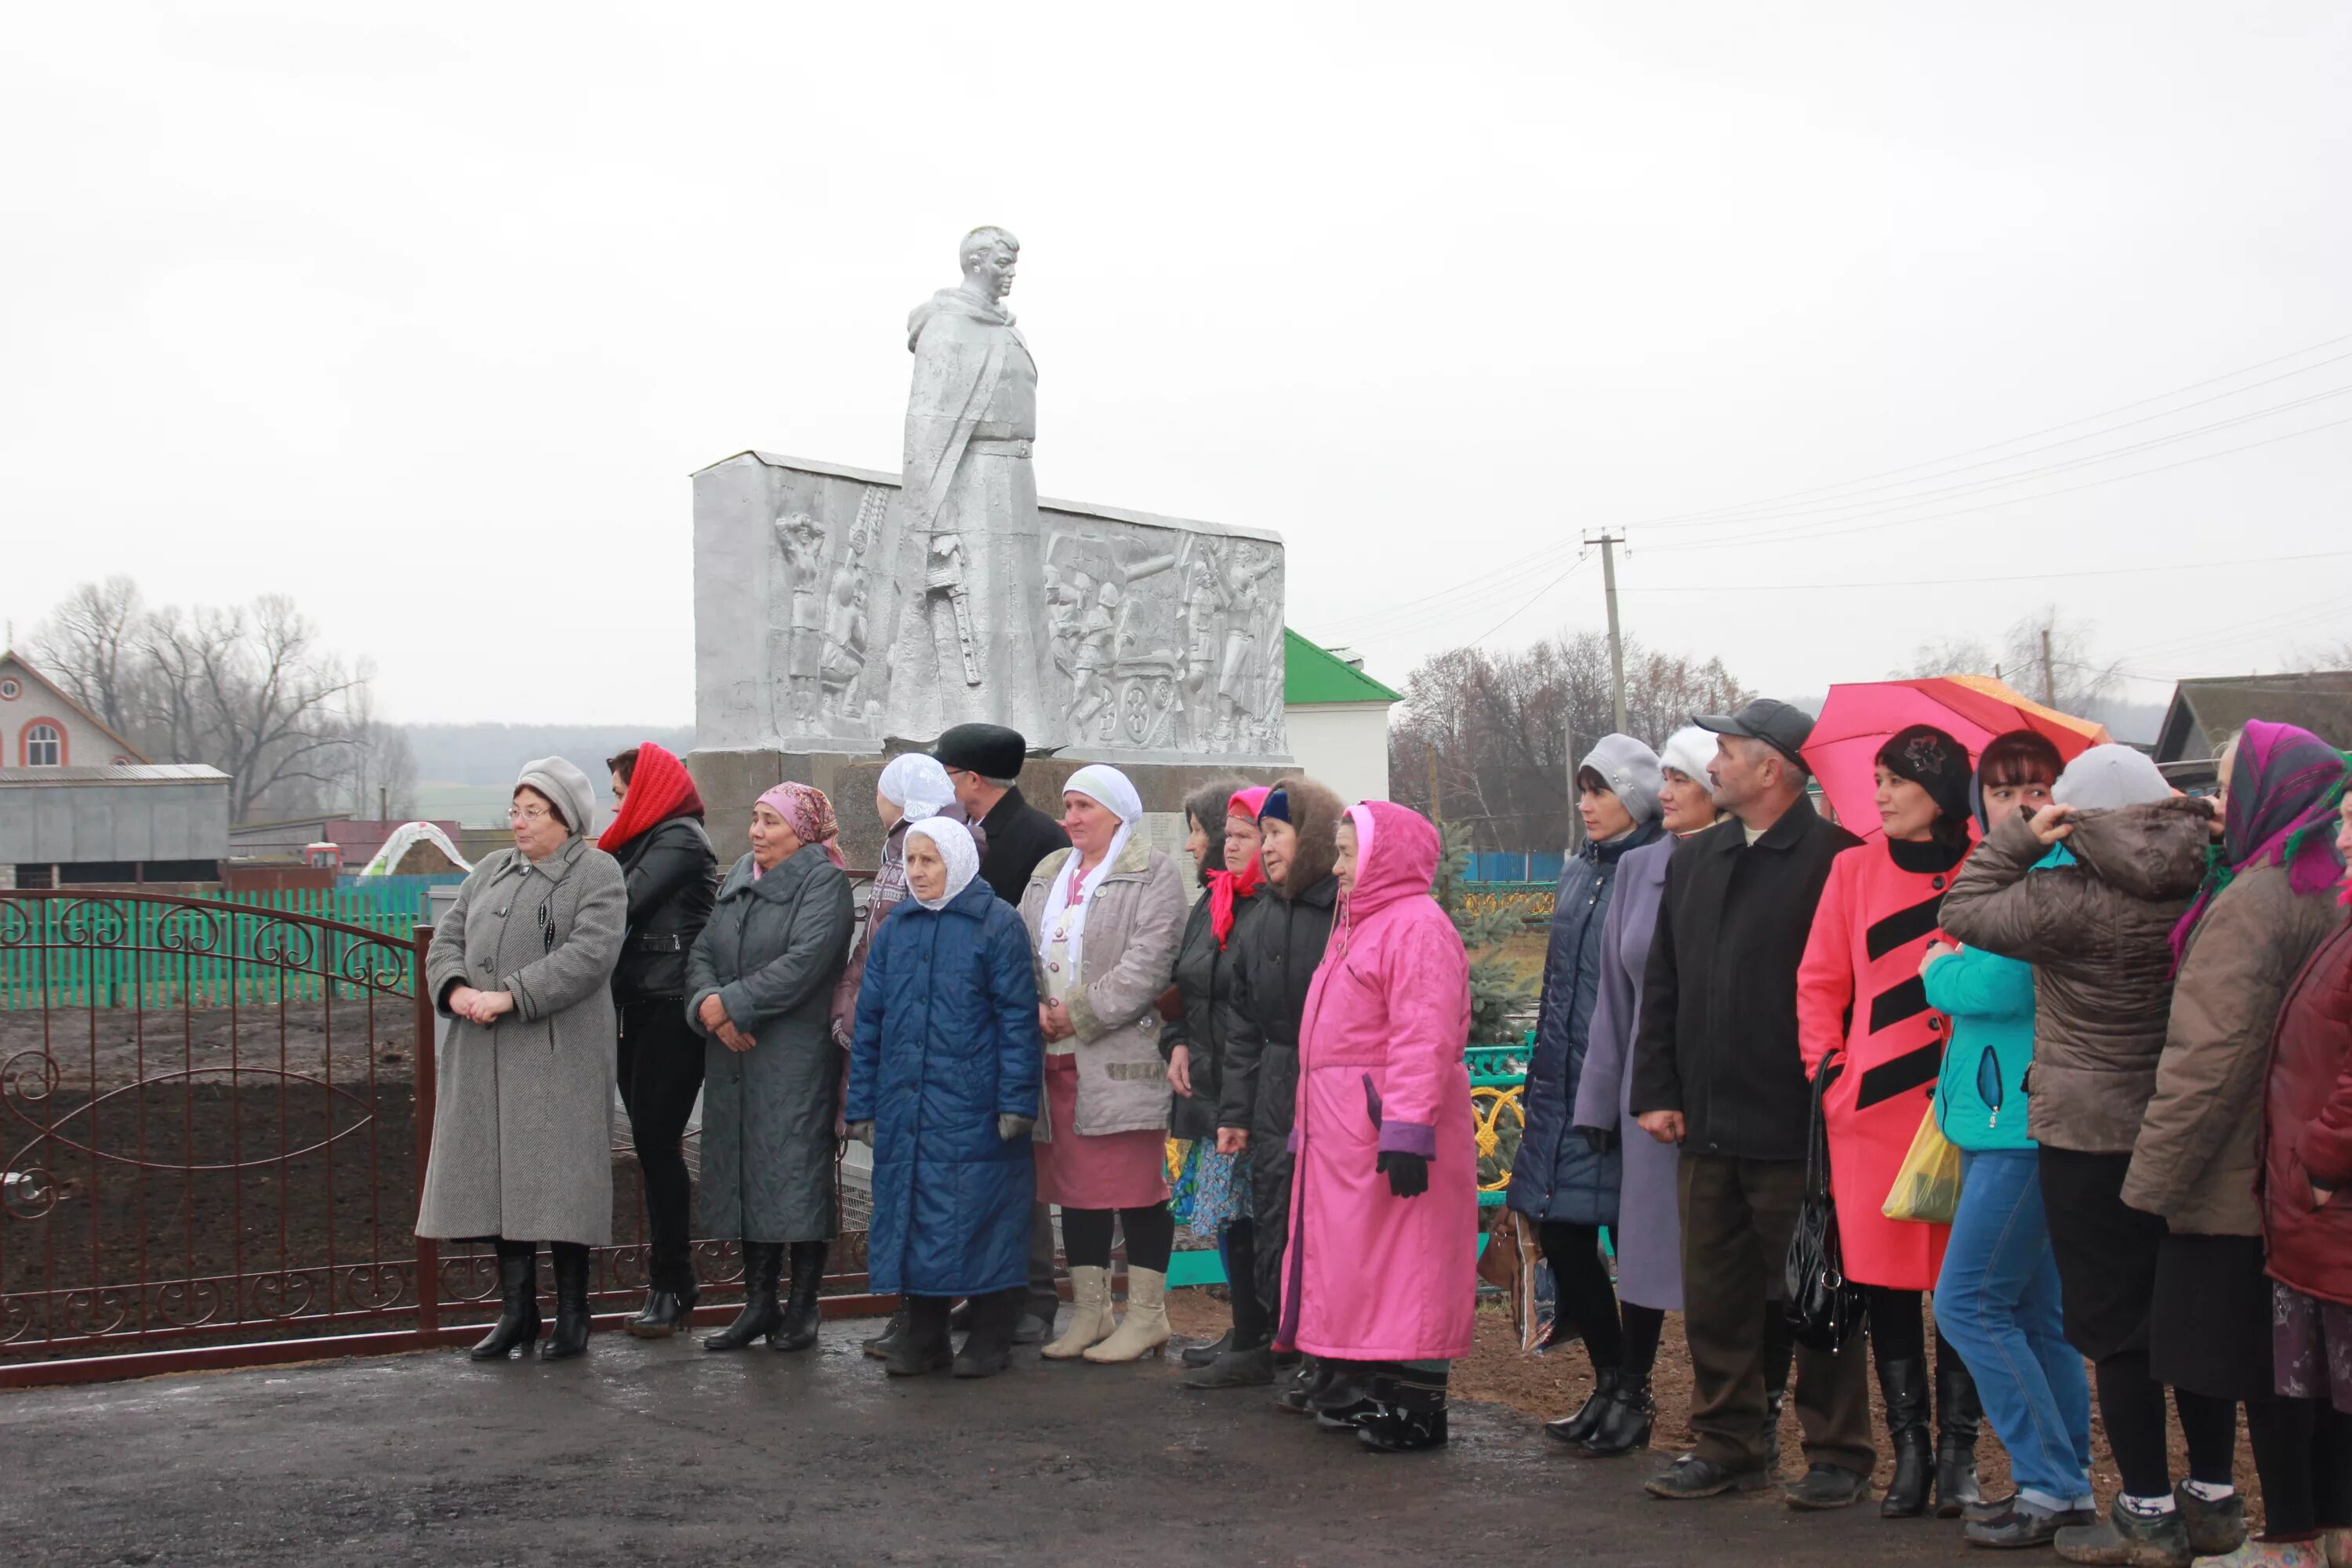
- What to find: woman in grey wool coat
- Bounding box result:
[686,781,856,1353]
[416,757,627,1363]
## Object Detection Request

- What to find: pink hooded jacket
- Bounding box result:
[1279,800,1476,1362]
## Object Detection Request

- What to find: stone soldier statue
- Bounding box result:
[880,227,1052,741]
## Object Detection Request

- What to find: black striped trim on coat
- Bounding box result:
[1865,895,1944,962]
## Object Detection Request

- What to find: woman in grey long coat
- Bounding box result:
[685,781,855,1353]
[416,757,626,1363]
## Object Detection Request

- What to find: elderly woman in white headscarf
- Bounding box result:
[1017,764,1189,1363]
[847,817,1043,1378]
[833,753,988,1053]
[417,756,626,1363]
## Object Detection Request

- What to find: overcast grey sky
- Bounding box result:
[5,3,2348,725]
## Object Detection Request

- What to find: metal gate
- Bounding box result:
[0,891,884,1388]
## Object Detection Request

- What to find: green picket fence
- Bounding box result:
[0,887,425,1010]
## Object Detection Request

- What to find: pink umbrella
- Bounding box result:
[1802,676,2111,841]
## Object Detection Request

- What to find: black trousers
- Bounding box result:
[2247,1395,2352,1537]
[618,999,706,1293]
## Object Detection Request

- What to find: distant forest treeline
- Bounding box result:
[404,724,695,786]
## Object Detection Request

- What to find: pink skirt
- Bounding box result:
[1033,1055,1171,1210]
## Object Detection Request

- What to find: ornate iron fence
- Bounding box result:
[0,892,883,1388]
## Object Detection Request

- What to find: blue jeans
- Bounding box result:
[1936,1149,2092,1509]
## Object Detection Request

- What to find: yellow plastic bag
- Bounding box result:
[1882,1105,1963,1224]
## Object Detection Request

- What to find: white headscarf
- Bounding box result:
[1657,726,1717,789]
[904,815,980,909]
[879,753,958,820]
[1036,763,1144,972]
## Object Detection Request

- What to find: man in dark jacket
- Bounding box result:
[1628,699,1875,1508]
[1203,777,1344,1399]
[934,722,1069,1342]
[936,723,1071,907]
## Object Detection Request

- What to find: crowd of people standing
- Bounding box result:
[412,699,2352,1557]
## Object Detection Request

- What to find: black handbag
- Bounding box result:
[1784,1060,1867,1352]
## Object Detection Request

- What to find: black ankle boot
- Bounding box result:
[1933,1345,1983,1517]
[703,1242,784,1351]
[1181,1330,1234,1369]
[1546,1367,1621,1446]
[470,1244,542,1359]
[1875,1356,1932,1518]
[626,1279,700,1339]
[1581,1372,1657,1457]
[773,1240,826,1352]
[1356,1368,1450,1454]
[539,1243,592,1360]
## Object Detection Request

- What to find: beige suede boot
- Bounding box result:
[1084,1266,1171,1363]
[1040,1266,1113,1360]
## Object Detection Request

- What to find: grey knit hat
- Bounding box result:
[1579,734,1664,826]
[2052,744,2172,811]
[514,755,598,837]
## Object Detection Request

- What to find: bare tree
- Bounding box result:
[336,675,419,819]
[1390,630,1748,853]
[29,579,390,822]
[1896,610,2118,715]
[27,575,147,737]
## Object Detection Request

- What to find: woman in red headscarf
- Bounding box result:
[600,744,719,1338]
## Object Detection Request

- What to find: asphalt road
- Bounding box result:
[1,1323,1988,1566]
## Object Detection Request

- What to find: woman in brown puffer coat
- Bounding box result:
[2126,723,2350,1562]
[1937,745,2238,1558]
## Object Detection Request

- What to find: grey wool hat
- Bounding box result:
[1581,734,1664,826]
[515,755,598,837]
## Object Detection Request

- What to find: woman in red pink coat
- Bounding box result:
[1279,799,1474,1453]
[1797,723,1982,1519]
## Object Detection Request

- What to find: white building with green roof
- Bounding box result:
[1283,630,1400,805]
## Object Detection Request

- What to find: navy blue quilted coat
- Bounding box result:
[847,873,1043,1298]
[1506,822,1663,1226]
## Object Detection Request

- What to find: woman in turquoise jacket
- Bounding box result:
[1920,731,2095,1548]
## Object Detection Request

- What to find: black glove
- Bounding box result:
[1577,1124,1619,1156]
[1377,1149,1429,1199]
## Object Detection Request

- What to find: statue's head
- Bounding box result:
[960,227,1019,301]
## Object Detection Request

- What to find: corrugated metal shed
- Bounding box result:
[0,765,231,862]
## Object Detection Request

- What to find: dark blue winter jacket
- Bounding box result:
[847,873,1043,1298]
[1507,822,1664,1226]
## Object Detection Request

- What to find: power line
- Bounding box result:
[1616,549,2352,594]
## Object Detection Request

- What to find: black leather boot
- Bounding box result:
[1546,1367,1620,1446]
[773,1240,826,1352]
[1876,1354,1933,1518]
[1581,1371,1656,1457]
[863,1307,908,1359]
[885,1294,953,1377]
[1933,1343,1983,1518]
[469,1243,542,1359]
[1181,1330,1233,1369]
[702,1242,783,1351]
[539,1243,592,1360]
[1356,1366,1450,1454]
[626,1279,700,1339]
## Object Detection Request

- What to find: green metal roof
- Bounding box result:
[1283,629,1401,706]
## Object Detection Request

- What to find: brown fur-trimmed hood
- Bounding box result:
[1267,775,1345,900]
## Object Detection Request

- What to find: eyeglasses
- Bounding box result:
[507,804,554,824]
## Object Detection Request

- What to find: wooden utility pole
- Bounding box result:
[1425,739,1441,823]
[2041,627,2056,707]
[1585,532,1628,735]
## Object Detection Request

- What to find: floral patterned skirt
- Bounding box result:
[2275,1281,2352,1414]
[1171,1138,1252,1236]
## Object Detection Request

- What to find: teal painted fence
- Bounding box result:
[0,888,423,1010]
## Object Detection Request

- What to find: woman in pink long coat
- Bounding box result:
[1279,799,1475,1453]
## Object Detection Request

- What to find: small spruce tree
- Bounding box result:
[1430,816,1536,1046]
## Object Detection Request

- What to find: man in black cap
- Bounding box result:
[1628,698,1877,1508]
[933,721,1068,1343]
[931,723,1069,908]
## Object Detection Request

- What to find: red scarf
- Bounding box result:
[1208,786,1274,948]
[597,742,705,852]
